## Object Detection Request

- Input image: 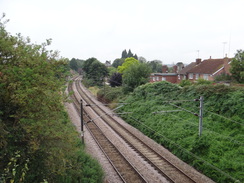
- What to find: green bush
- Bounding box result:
[0,15,103,183]
[179,79,192,87]
[194,78,213,85]
[118,82,244,183]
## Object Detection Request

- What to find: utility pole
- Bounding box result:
[80,99,84,143]
[199,96,204,137]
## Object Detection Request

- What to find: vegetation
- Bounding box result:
[117,81,243,183]
[122,62,152,93]
[109,72,122,87]
[69,58,84,72]
[118,57,139,74]
[121,49,138,60]
[147,60,163,73]
[111,58,125,68]
[82,57,108,87]
[214,73,232,82]
[0,15,103,182]
[230,49,244,83]
[97,86,124,105]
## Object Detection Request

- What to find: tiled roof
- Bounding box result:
[187,58,231,74]
[178,62,197,75]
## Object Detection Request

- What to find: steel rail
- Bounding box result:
[74,76,199,183]
[68,77,147,183]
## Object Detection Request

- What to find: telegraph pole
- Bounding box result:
[199,96,204,137]
[80,99,84,143]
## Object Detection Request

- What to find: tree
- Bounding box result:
[122,63,152,93]
[148,60,163,73]
[121,49,138,59]
[82,57,108,86]
[69,58,84,72]
[0,14,103,182]
[118,57,139,74]
[112,58,125,68]
[121,49,128,58]
[230,50,244,83]
[109,72,122,87]
[138,56,147,63]
[127,49,133,57]
[70,58,78,71]
[133,54,138,60]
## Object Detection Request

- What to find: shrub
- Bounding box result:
[179,79,192,87]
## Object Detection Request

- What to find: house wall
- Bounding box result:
[177,74,187,83]
[150,75,177,83]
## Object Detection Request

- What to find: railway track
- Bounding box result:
[68,76,200,183]
[68,77,147,183]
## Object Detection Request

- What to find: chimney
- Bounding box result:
[196,58,201,65]
[173,65,177,73]
[223,57,231,75]
[162,65,168,73]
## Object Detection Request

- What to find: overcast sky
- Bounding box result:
[1,0,244,64]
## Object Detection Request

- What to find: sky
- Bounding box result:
[1,0,244,64]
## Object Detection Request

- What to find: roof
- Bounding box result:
[178,62,197,75]
[151,73,177,76]
[187,58,232,74]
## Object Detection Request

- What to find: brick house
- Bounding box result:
[150,73,178,83]
[177,62,197,82]
[186,57,232,82]
[150,65,178,83]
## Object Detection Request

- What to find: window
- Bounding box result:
[195,74,199,80]
[152,77,155,81]
[203,74,208,80]
[156,76,159,81]
[162,77,166,81]
[189,73,193,79]
[178,75,180,79]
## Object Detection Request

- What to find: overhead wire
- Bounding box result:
[205,109,244,125]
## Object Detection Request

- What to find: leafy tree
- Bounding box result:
[138,56,147,63]
[0,14,103,182]
[112,58,125,68]
[122,63,152,93]
[118,57,139,74]
[70,58,78,71]
[109,72,122,87]
[230,50,244,83]
[108,66,117,76]
[82,57,108,86]
[148,60,163,73]
[69,58,84,72]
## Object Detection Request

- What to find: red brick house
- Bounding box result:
[150,65,178,83]
[150,73,178,83]
[177,62,197,82]
[186,57,232,82]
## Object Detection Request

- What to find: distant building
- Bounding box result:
[150,73,178,83]
[105,61,111,67]
[185,56,232,82]
[150,56,232,84]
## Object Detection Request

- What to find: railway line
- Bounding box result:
[68,76,213,183]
